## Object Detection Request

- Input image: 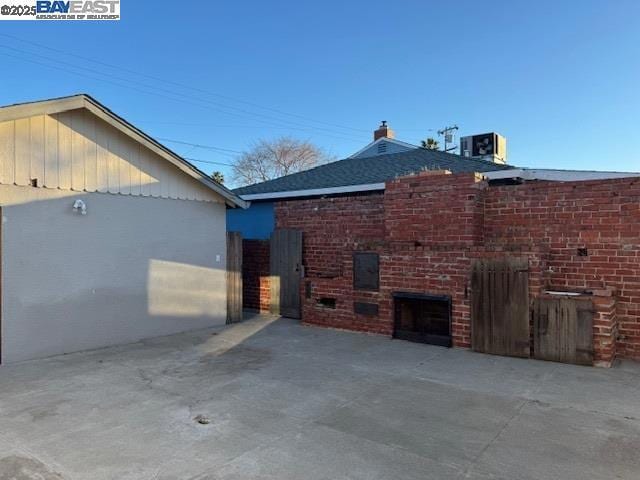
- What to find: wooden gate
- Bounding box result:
[226,231,243,324]
[471,257,530,358]
[270,229,303,319]
[532,297,594,365]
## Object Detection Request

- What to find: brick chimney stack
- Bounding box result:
[374,121,395,141]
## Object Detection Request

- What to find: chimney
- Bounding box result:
[374,121,395,141]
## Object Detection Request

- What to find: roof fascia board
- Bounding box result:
[0,96,85,122]
[240,182,386,201]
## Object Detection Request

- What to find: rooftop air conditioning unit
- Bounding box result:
[459,133,507,164]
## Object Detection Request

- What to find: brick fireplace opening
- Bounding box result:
[393,292,452,347]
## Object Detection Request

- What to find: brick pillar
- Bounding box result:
[592,288,617,367]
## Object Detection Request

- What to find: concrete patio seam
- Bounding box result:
[457,398,529,479]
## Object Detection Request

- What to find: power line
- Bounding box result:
[156,137,243,154]
[0,46,353,140]
[183,156,234,167]
[0,44,367,142]
[0,47,368,146]
[0,48,332,173]
[0,50,236,170]
[0,33,370,136]
[3,36,459,157]
[134,119,367,139]
[0,41,392,171]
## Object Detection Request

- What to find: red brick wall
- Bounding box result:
[275,172,499,346]
[385,171,486,247]
[242,239,271,312]
[276,194,385,277]
[275,193,387,333]
[381,173,484,347]
[380,173,548,349]
[484,178,640,359]
[272,172,640,362]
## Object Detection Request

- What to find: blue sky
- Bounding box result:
[1,0,639,186]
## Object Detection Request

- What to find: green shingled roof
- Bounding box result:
[234,148,514,196]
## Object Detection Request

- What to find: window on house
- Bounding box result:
[353,252,379,291]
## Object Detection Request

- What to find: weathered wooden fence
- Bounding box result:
[471,257,530,358]
[532,297,594,365]
[226,231,243,324]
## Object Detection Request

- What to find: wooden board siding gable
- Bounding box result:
[0,110,222,203]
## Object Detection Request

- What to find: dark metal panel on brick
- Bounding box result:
[353,252,379,291]
[354,302,379,316]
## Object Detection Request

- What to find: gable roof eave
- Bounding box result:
[0,94,248,209]
[348,137,418,158]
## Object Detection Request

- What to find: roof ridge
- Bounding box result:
[233,148,513,195]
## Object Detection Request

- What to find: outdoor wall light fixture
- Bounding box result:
[72,199,87,215]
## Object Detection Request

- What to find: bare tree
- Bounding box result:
[233,137,332,186]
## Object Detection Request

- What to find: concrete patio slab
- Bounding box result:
[1,313,639,480]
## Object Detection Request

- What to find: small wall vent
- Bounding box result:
[317,297,336,309]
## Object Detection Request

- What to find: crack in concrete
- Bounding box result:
[457,398,529,479]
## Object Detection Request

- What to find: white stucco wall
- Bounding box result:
[0,185,227,363]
